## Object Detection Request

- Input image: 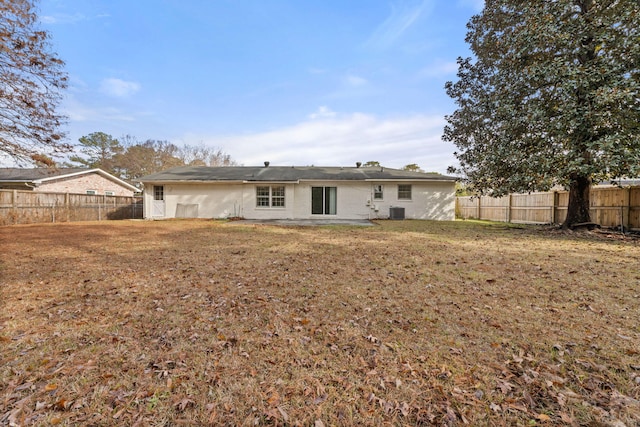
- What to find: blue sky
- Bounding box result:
[39,0,483,173]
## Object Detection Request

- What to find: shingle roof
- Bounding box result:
[0,168,90,182]
[138,166,457,183]
[0,168,139,192]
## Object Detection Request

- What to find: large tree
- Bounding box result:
[444,0,640,228]
[69,132,124,173]
[0,0,69,164]
[114,139,183,181]
[111,137,237,181]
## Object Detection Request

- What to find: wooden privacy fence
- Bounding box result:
[0,189,143,226]
[456,186,640,230]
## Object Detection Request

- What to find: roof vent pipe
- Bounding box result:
[264,161,270,167]
[356,162,362,168]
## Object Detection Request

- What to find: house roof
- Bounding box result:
[0,167,89,181]
[0,168,139,192]
[138,165,457,183]
[601,179,640,187]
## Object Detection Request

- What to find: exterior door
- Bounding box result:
[152,185,165,217]
[311,186,337,215]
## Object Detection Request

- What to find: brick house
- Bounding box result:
[0,168,138,197]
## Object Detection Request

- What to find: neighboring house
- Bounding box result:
[138,163,457,220]
[0,168,138,197]
[599,179,640,187]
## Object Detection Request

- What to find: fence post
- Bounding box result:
[552,191,559,224]
[477,197,481,220]
[507,194,512,223]
[623,187,631,231]
[65,193,70,222]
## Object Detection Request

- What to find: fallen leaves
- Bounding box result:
[173,397,195,412]
[1,220,639,425]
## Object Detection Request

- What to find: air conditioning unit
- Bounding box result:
[389,207,405,220]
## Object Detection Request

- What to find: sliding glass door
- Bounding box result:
[311,186,336,215]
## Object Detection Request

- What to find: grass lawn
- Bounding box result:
[1,219,639,426]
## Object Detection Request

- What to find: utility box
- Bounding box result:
[389,207,405,220]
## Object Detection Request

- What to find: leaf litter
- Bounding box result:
[0,219,639,425]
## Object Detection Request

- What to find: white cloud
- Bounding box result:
[40,13,86,25]
[457,0,484,12]
[344,74,368,87]
[308,106,337,120]
[180,112,457,174]
[66,104,136,123]
[40,12,109,25]
[100,78,141,98]
[365,0,434,49]
[308,67,328,75]
[62,93,145,123]
[419,60,459,77]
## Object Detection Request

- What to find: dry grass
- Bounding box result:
[1,219,639,426]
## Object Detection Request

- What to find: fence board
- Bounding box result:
[456,186,640,230]
[0,189,143,226]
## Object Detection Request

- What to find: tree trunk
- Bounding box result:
[563,175,592,228]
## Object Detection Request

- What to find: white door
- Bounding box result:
[152,185,165,217]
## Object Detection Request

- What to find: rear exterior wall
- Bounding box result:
[142,181,455,221]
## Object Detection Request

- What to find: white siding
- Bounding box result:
[291,181,455,220]
[143,180,455,221]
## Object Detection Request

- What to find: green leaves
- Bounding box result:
[445,0,640,210]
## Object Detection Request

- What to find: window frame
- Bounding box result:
[373,184,384,200]
[256,185,286,208]
[105,191,115,196]
[86,189,97,195]
[311,186,337,215]
[271,185,285,207]
[397,184,412,200]
[256,186,271,207]
[153,185,164,201]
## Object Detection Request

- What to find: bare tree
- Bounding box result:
[178,143,237,166]
[0,0,69,164]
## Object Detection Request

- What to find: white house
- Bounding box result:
[138,163,457,221]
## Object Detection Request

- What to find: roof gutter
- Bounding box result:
[363,178,457,182]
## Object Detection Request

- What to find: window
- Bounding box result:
[311,187,337,215]
[398,184,412,200]
[373,185,383,200]
[256,186,285,208]
[86,190,97,195]
[271,186,285,207]
[154,185,164,201]
[256,186,270,207]
[105,191,115,196]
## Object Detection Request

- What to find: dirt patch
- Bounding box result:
[1,219,639,426]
